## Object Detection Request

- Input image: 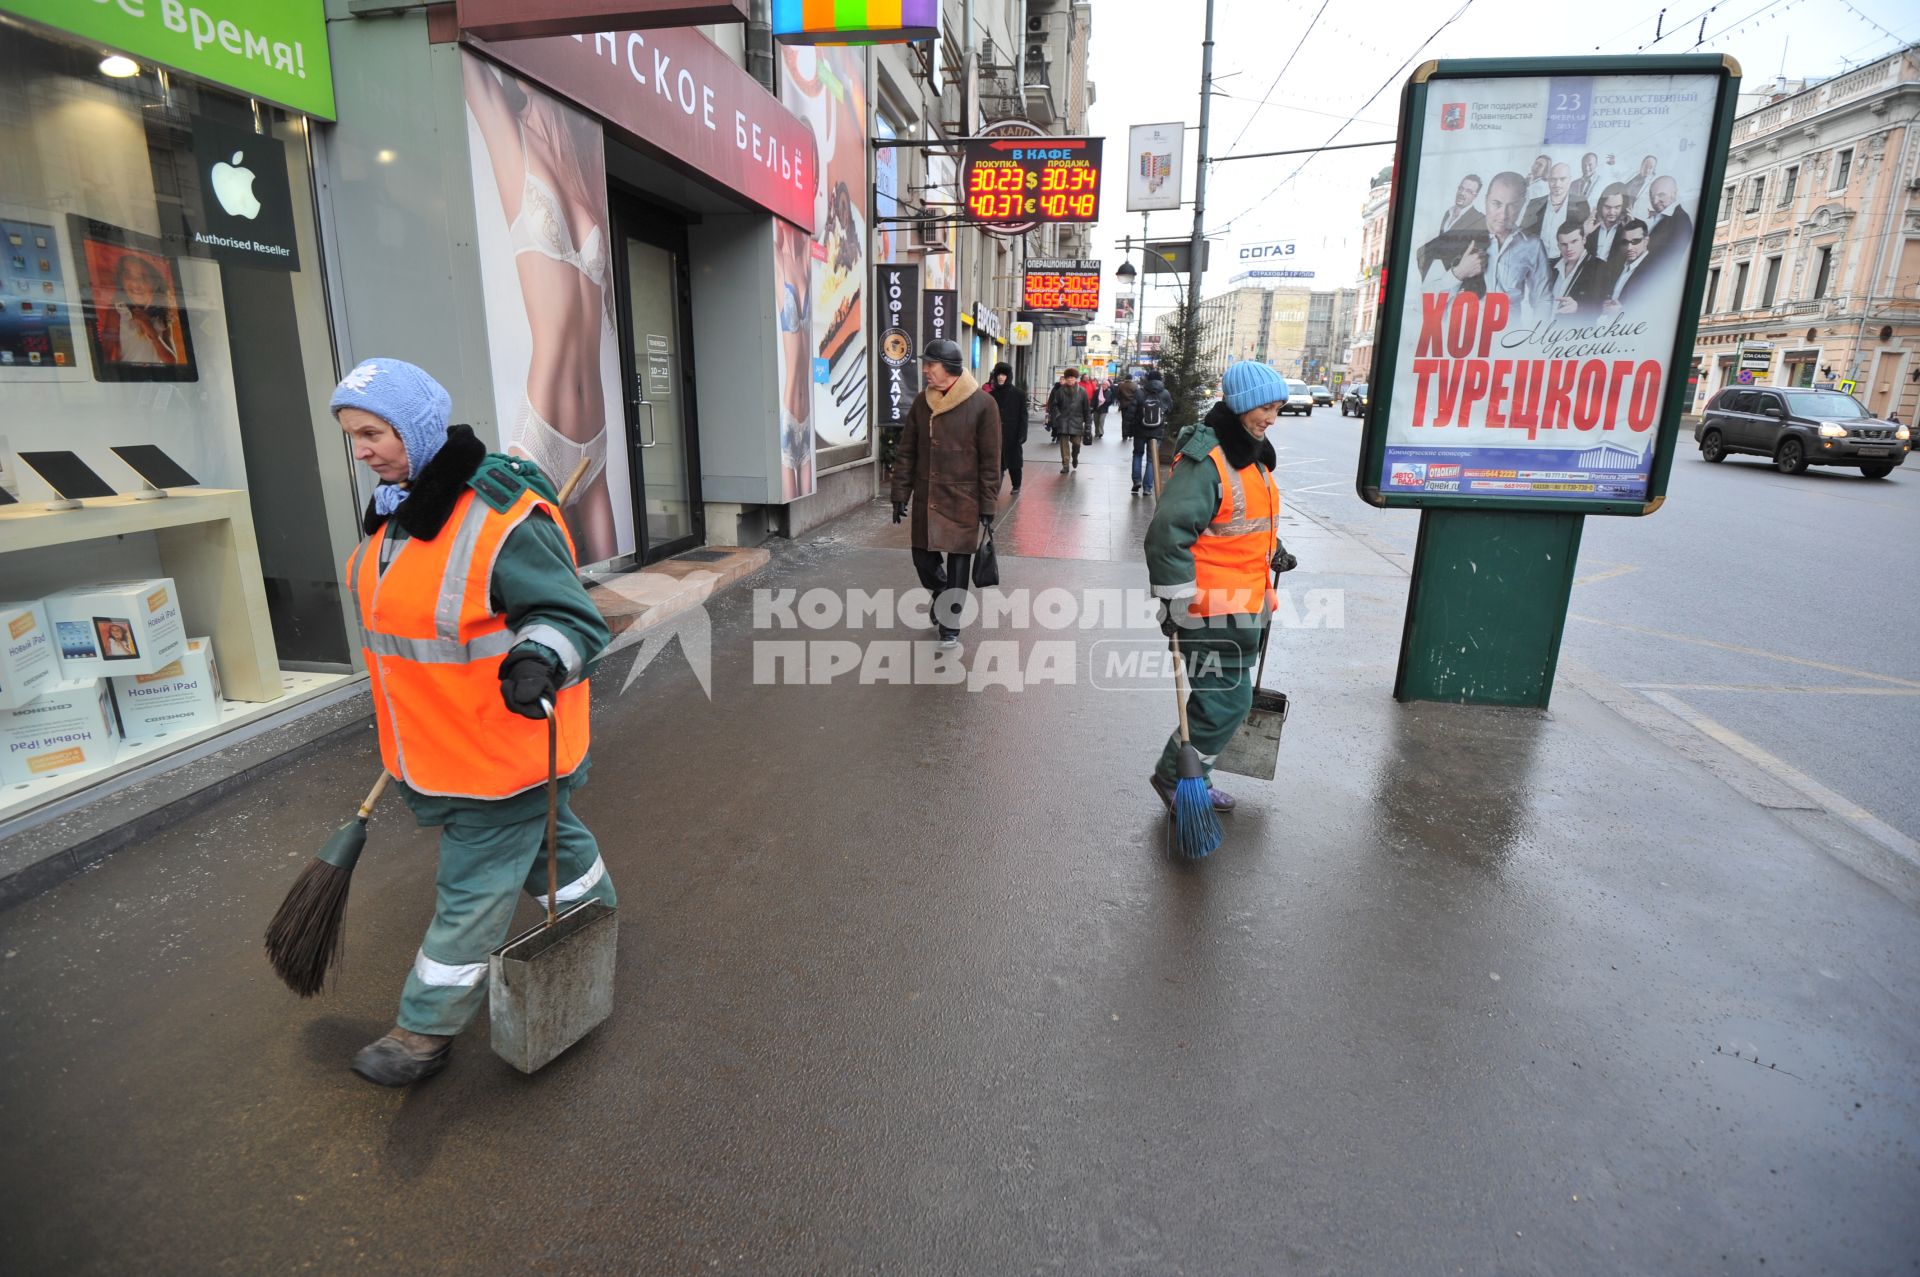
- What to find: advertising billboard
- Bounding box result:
[1356,56,1740,514]
[1126,122,1183,213]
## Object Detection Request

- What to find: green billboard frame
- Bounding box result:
[1354,53,1742,517]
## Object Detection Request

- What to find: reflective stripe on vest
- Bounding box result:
[1188,447,1280,617]
[347,487,591,800]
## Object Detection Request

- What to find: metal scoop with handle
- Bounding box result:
[487,698,617,1073]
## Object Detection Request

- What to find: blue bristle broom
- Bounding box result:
[1167,631,1222,859]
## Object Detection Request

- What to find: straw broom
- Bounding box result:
[263,454,593,996]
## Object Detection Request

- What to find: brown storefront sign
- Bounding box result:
[456,0,748,43]
[474,29,815,232]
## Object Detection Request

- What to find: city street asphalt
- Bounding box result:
[1278,408,1920,844]
[0,424,1914,1275]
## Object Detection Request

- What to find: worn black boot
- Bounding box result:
[351,1030,453,1086]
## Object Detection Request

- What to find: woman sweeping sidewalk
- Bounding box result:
[331,358,614,1086]
[1144,361,1296,816]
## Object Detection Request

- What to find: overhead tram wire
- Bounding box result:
[1219,0,1335,158]
[1214,0,1477,234]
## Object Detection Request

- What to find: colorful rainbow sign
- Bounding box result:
[771,0,938,44]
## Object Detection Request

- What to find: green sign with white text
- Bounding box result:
[1,0,333,119]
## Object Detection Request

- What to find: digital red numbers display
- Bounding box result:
[1022,259,1101,313]
[961,137,1104,226]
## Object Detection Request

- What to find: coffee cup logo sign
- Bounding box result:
[875,262,919,426]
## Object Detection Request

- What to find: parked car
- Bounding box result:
[1282,378,1314,416]
[1341,382,1369,417]
[1693,386,1910,478]
[1308,384,1334,406]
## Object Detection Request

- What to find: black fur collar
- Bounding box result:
[360,424,487,539]
[1205,400,1278,471]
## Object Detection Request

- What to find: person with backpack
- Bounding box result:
[1046,367,1089,473]
[1129,371,1174,496]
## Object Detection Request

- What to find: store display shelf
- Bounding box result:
[0,489,284,702]
[0,668,354,826]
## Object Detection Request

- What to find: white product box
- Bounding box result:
[0,678,121,785]
[0,600,59,710]
[111,637,223,742]
[43,578,187,680]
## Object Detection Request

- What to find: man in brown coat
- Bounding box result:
[891,339,1002,650]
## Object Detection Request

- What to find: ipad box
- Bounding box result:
[43,579,187,679]
[111,637,222,742]
[0,678,121,785]
[0,601,59,710]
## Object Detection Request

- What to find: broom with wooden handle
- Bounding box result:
[264,453,593,996]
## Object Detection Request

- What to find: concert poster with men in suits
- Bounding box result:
[1383,71,1719,503]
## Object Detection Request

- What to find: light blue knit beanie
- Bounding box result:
[1222,361,1289,414]
[329,358,453,514]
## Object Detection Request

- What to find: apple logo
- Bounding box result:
[210,150,261,220]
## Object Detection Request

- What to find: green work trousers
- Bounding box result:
[1154,617,1266,784]
[396,796,616,1036]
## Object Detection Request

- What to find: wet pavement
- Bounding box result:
[1,431,1916,1274]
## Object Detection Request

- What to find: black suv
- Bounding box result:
[1694,386,1910,478]
[1340,383,1368,418]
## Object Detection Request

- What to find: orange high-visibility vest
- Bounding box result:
[346,486,590,799]
[1188,447,1281,618]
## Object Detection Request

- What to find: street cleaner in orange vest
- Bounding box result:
[331,358,613,1086]
[1144,361,1298,815]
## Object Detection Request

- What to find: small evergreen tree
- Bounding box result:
[1155,286,1210,434]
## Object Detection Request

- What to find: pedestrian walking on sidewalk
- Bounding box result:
[1114,374,1139,440]
[1048,367,1089,472]
[1144,360,1294,816]
[1129,371,1173,496]
[988,362,1028,494]
[892,339,1002,649]
[331,358,614,1087]
[1092,377,1112,439]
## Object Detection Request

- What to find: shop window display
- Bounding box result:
[0,24,357,824]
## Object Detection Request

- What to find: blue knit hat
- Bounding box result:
[329,358,452,513]
[1222,361,1289,414]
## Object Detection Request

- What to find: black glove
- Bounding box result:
[892,500,908,524]
[1156,600,1199,639]
[499,650,558,720]
[1271,541,1299,574]
[979,515,993,532]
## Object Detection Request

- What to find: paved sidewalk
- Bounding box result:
[0,435,1914,1274]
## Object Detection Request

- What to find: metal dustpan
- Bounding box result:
[1213,687,1290,780]
[489,704,617,1074]
[1212,566,1290,781]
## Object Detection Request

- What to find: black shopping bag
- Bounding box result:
[972,525,1000,587]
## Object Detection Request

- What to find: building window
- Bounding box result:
[1704,266,1721,313]
[1780,165,1798,206]
[1719,184,1735,221]
[1732,260,1750,310]
[1832,148,1853,191]
[1761,256,1782,307]
[1746,176,1765,212]
[1811,246,1833,299]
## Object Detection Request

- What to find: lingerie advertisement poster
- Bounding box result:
[1383,71,1721,505]
[463,53,636,564]
[779,44,870,469]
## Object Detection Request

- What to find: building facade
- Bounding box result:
[1348,168,1393,384]
[0,0,1093,842]
[1692,46,1920,419]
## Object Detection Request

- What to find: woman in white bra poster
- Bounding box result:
[462,58,631,565]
